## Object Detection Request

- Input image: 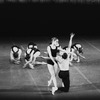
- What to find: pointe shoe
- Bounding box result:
[48,80,52,86]
[23,64,26,68]
[15,62,20,64]
[29,64,34,69]
[62,83,64,87]
[52,87,58,95]
[14,60,20,64]
[76,58,80,62]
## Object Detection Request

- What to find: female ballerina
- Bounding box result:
[46,37,60,95]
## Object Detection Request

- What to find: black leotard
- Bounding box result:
[25,48,40,61]
[47,45,59,65]
[49,46,59,57]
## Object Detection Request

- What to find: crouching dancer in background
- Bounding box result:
[63,43,85,63]
[23,42,45,69]
[71,43,85,62]
[10,45,22,64]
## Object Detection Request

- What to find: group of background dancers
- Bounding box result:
[10,33,85,95]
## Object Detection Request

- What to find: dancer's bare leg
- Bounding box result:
[47,64,53,86]
[32,52,41,65]
[47,64,57,88]
[47,64,58,95]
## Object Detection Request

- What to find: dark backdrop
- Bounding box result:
[0,2,100,41]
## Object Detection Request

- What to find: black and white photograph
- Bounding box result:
[0,0,100,100]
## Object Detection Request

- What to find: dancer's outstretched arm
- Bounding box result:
[68,33,75,52]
